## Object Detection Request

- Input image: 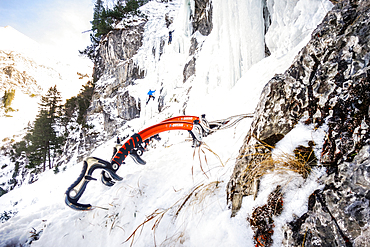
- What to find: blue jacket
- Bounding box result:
[147,90,156,96]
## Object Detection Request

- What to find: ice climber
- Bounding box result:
[146,89,156,104]
[168,30,174,44]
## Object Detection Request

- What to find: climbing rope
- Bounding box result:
[200,113,254,133]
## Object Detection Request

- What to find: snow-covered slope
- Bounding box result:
[0,25,91,78]
[0,26,41,59]
[0,0,333,246]
[0,26,92,142]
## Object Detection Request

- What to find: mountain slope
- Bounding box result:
[0,26,92,196]
[0,26,92,141]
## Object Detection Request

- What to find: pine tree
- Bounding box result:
[61,80,94,134]
[39,85,62,121]
[11,83,95,174]
[27,110,50,172]
[124,0,140,13]
[92,0,104,30]
[25,86,64,172]
[81,0,110,62]
[91,0,112,38]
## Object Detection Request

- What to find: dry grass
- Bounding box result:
[192,142,224,180]
[175,180,221,217]
[105,212,125,234]
[158,231,187,246]
[124,181,222,247]
[261,151,312,178]
[238,137,316,198]
[124,208,168,247]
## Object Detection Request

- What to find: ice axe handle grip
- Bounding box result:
[111,133,143,165]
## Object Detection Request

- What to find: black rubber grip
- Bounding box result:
[111,133,143,165]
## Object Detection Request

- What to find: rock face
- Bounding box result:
[0,51,47,96]
[183,0,213,83]
[191,0,213,36]
[94,24,146,84]
[227,0,370,246]
[262,0,271,57]
[80,22,146,158]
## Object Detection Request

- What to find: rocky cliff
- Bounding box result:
[78,19,146,159]
[0,51,43,97]
[82,0,214,158]
[227,0,370,246]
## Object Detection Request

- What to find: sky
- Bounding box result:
[0,0,94,57]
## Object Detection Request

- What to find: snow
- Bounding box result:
[0,0,333,246]
[0,25,93,142]
[0,26,41,59]
[0,26,92,79]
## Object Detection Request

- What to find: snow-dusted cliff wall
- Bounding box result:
[228,0,370,246]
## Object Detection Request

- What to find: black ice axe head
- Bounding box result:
[65,157,122,211]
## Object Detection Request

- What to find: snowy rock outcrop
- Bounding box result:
[94,23,146,83]
[227,0,370,245]
[81,20,147,158]
[183,0,213,83]
[0,26,90,102]
[0,51,43,96]
[190,0,213,36]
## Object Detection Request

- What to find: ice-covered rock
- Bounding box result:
[228,0,370,245]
